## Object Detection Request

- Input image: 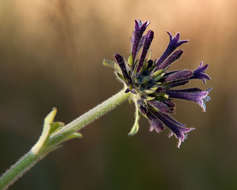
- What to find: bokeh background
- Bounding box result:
[0,0,236,189]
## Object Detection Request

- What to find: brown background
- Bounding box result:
[0,0,236,190]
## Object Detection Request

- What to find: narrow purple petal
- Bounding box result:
[155,32,188,67]
[114,54,132,84]
[155,111,194,148]
[167,80,189,88]
[146,110,165,133]
[169,32,188,48]
[166,88,211,111]
[137,30,154,73]
[140,21,150,33]
[169,127,195,148]
[156,111,185,127]
[157,50,183,69]
[163,99,175,112]
[149,119,164,133]
[148,100,173,113]
[131,20,149,62]
[191,62,211,83]
[165,70,192,82]
[137,100,147,115]
[136,35,146,53]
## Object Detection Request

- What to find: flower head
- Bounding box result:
[104,20,211,148]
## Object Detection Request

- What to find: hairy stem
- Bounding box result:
[0,89,130,190]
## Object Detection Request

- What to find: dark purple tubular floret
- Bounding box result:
[156,32,188,68]
[155,111,194,148]
[131,20,149,62]
[148,100,173,113]
[165,70,193,82]
[157,49,183,70]
[146,111,164,133]
[114,54,132,84]
[137,30,154,73]
[136,36,146,54]
[111,19,211,148]
[191,62,210,83]
[166,88,211,112]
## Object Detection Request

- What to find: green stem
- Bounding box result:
[0,89,130,190]
[49,88,130,146]
[0,152,38,190]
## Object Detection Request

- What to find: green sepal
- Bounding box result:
[114,61,121,73]
[102,59,115,69]
[157,93,169,100]
[128,102,140,136]
[154,73,165,82]
[50,122,65,134]
[146,96,156,101]
[152,69,164,78]
[144,86,159,94]
[127,54,133,67]
[115,72,125,81]
[147,50,152,61]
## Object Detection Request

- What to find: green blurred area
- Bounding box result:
[0,0,236,189]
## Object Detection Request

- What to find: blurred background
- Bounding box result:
[0,0,236,189]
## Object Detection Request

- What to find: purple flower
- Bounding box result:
[137,30,154,73]
[191,62,211,83]
[108,19,211,148]
[165,70,193,82]
[131,20,149,62]
[166,88,211,112]
[155,111,195,148]
[148,100,173,113]
[157,50,183,70]
[155,32,188,68]
[146,111,165,133]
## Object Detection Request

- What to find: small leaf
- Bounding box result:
[44,107,57,125]
[32,108,58,154]
[128,102,140,136]
[64,132,83,141]
[102,59,115,68]
[50,122,65,134]
[71,132,83,139]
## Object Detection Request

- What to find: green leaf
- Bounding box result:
[50,122,65,134]
[128,102,140,136]
[64,132,83,142]
[32,108,58,154]
[102,59,115,68]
